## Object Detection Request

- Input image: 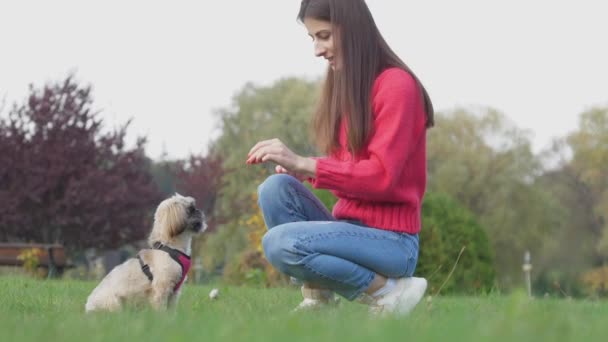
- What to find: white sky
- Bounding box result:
[1,0,606,160]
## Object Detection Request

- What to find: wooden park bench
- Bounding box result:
[0,242,72,277]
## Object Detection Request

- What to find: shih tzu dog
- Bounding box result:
[85,193,206,312]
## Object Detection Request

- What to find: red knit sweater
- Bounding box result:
[309,68,427,234]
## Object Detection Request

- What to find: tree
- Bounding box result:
[0,76,161,249]
[427,108,561,288]
[203,78,324,274]
[566,108,608,258]
[210,78,320,212]
[533,107,608,296]
[148,154,180,197]
[173,154,225,233]
[533,166,598,296]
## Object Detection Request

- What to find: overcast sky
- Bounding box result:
[1,0,606,159]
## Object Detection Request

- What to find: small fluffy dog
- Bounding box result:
[85,193,206,312]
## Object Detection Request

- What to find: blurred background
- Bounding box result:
[1,0,607,298]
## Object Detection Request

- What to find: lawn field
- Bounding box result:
[0,276,606,342]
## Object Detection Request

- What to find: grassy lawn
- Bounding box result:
[0,276,606,342]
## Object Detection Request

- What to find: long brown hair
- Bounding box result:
[298,0,434,155]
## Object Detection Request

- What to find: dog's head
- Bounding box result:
[152,193,207,241]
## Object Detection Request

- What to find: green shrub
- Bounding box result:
[310,187,338,212]
[417,192,496,295]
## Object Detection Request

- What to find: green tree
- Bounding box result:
[204,78,331,276]
[533,166,597,296]
[566,108,608,258]
[534,107,608,296]
[211,78,320,211]
[427,108,561,289]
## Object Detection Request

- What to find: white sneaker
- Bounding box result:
[292,286,340,312]
[360,277,428,316]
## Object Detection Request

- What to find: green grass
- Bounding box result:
[1,276,606,342]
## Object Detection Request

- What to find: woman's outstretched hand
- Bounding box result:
[274,165,307,182]
[246,138,316,179]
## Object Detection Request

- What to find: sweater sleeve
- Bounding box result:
[311,70,424,202]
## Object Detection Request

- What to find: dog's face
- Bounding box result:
[154,193,207,238]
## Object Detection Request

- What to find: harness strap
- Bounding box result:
[152,242,191,275]
[152,242,192,292]
[137,243,191,291]
[137,254,153,281]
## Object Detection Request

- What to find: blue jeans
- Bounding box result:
[258,174,419,300]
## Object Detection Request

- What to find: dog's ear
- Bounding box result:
[157,201,187,238]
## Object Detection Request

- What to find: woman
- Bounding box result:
[246,0,434,315]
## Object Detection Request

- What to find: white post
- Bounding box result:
[193,256,203,284]
[522,250,532,297]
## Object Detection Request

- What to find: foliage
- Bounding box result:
[309,186,338,211]
[532,168,599,296]
[243,194,266,254]
[581,266,608,298]
[210,78,320,214]
[173,154,225,233]
[565,108,608,259]
[417,192,495,294]
[0,76,161,249]
[204,78,320,274]
[427,108,560,288]
[222,193,288,287]
[16,248,43,276]
[533,107,608,296]
[148,157,181,196]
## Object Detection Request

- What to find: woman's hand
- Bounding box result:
[246,138,316,178]
[274,165,307,182]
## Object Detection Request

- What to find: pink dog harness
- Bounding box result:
[137,242,192,292]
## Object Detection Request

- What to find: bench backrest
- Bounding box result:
[0,243,68,267]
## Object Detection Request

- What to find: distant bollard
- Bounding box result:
[522,251,532,297]
[193,257,204,284]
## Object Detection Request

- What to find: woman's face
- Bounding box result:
[303,17,339,70]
